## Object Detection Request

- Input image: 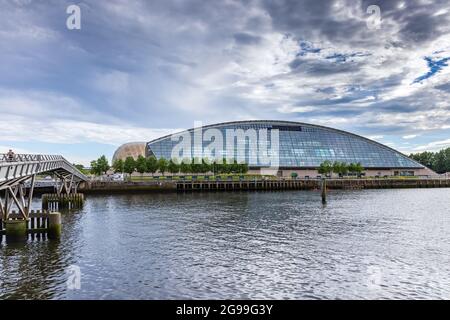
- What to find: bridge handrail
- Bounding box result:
[0,153,87,182]
[0,153,65,163]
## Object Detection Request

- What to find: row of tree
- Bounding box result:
[83,147,450,178]
[409,147,450,174]
[112,156,249,176]
[318,161,364,176]
[90,155,110,175]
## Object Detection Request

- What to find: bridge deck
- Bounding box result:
[0,153,87,190]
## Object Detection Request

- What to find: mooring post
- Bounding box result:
[48,212,62,239]
[321,178,327,204]
[5,220,27,242]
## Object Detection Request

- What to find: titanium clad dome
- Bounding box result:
[112,142,146,162]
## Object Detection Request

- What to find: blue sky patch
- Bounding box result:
[413,56,450,83]
[325,52,371,63]
[296,41,321,56]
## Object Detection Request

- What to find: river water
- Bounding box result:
[1,188,450,299]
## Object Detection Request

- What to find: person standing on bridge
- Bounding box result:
[7,149,15,162]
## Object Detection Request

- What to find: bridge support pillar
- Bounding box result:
[48,212,62,239]
[42,193,84,211]
[5,219,27,242]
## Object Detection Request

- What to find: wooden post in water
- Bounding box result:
[48,212,62,239]
[42,193,84,212]
[5,220,27,242]
[321,178,327,204]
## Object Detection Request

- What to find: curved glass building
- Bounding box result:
[145,120,432,177]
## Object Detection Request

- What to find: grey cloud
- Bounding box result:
[1,0,449,152]
[233,32,262,45]
[435,83,450,92]
[289,58,364,75]
[362,0,450,46]
[398,12,444,44]
[261,0,368,44]
[263,0,450,48]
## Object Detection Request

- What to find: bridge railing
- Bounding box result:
[0,153,88,183]
[0,153,65,163]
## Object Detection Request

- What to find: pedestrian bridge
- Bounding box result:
[0,154,87,189]
[0,153,87,220]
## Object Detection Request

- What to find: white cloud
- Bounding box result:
[0,145,33,154]
[0,115,180,146]
[92,70,130,95]
[0,0,449,155]
[367,135,384,140]
[413,139,450,152]
[0,89,109,122]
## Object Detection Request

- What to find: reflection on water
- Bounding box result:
[1,189,450,299]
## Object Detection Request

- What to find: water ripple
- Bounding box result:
[1,189,450,299]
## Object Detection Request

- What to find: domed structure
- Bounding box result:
[112,142,146,162]
[145,120,435,177]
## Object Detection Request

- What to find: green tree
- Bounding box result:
[332,161,341,175]
[354,162,364,175]
[211,160,219,175]
[90,155,110,175]
[191,158,202,174]
[220,158,233,174]
[341,162,349,175]
[168,159,180,176]
[201,158,211,174]
[157,158,168,176]
[347,162,364,176]
[112,159,124,173]
[216,158,225,174]
[332,161,348,176]
[90,160,97,175]
[433,148,450,173]
[239,162,249,174]
[443,148,450,173]
[348,163,356,175]
[409,151,435,169]
[180,158,192,174]
[231,160,240,174]
[123,156,136,175]
[90,160,100,176]
[318,160,333,176]
[135,155,147,176]
[145,156,158,176]
[73,164,90,175]
[97,155,110,174]
[409,147,450,173]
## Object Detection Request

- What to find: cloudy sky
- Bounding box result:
[1,0,449,165]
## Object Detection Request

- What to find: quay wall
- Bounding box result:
[81,181,177,193]
[80,179,450,193]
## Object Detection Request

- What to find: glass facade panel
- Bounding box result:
[146,121,423,169]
